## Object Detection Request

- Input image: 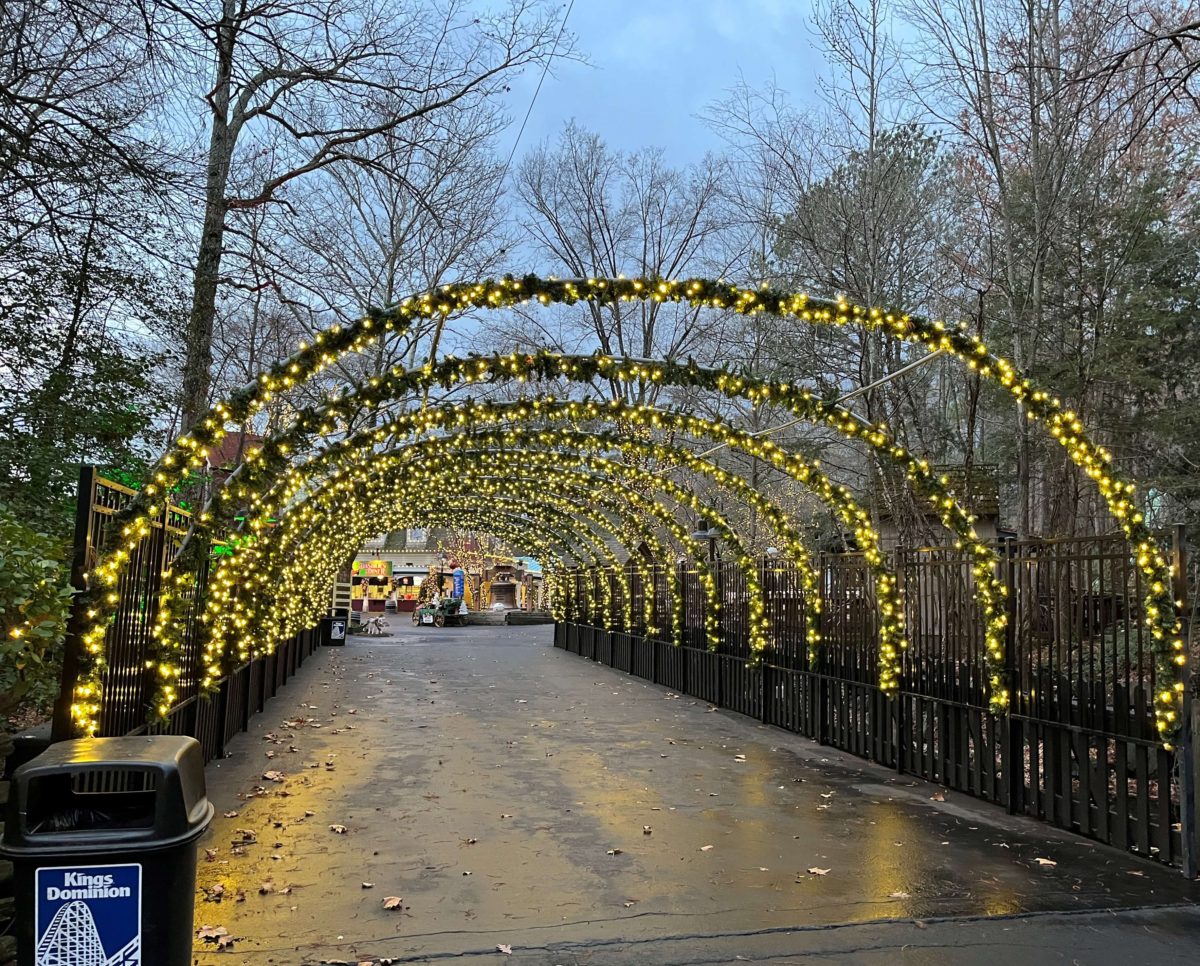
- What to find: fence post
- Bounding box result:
[51,465,97,743]
[1173,525,1197,877]
[242,662,253,731]
[1182,694,1198,878]
[894,549,907,774]
[816,553,829,745]
[1003,538,1023,816]
[760,661,770,724]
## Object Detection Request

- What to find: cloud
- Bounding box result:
[704,0,807,45]
[601,7,699,65]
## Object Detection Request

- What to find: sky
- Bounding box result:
[501,0,827,166]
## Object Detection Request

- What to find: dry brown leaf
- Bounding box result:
[196,925,228,941]
[807,867,831,875]
[383,896,404,910]
[329,824,348,834]
[223,810,239,818]
[1034,857,1057,866]
[362,882,375,889]
[497,944,513,955]
[930,791,946,802]
[700,845,714,851]
[606,848,623,855]
[263,770,285,783]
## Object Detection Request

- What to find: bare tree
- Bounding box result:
[706,1,964,543]
[901,0,1187,535]
[277,98,515,371]
[508,122,732,397]
[142,0,571,431]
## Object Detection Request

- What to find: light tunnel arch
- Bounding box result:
[253,461,701,645]
[76,275,1185,743]
[230,419,830,637]
[219,444,767,663]
[205,362,1003,695]
[217,399,907,680]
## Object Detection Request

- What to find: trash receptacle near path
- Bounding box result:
[1,735,214,966]
[320,613,347,647]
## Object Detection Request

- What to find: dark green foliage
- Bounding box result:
[0,504,72,722]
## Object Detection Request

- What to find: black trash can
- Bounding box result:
[0,735,214,966]
[320,613,347,646]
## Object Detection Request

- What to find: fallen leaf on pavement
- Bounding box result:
[1034,857,1057,866]
[362,882,374,888]
[196,925,228,941]
[383,896,403,910]
[643,826,652,834]
[329,824,348,834]
[223,810,238,818]
[700,845,714,851]
[262,770,285,783]
[497,944,513,955]
[930,791,946,802]
[807,867,831,875]
[889,891,911,899]
[606,848,623,855]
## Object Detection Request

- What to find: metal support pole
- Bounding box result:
[51,465,96,743]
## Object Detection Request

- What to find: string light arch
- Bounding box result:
[72,276,1185,745]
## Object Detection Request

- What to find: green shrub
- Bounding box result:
[0,505,72,722]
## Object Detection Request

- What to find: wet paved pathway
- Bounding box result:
[193,620,1200,964]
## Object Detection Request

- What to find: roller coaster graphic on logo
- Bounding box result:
[35,865,141,966]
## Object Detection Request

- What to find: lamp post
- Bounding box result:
[690,524,720,563]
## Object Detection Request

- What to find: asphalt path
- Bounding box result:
[192,619,1200,964]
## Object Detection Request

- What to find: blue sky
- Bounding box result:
[501,0,826,165]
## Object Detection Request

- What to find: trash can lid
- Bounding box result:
[2,736,212,855]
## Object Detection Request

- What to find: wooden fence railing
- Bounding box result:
[553,532,1197,871]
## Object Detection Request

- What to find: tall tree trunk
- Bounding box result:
[181,2,236,433]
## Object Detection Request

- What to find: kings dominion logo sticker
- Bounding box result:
[35,864,142,966]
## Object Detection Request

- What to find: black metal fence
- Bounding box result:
[554,532,1197,869]
[52,468,320,761]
